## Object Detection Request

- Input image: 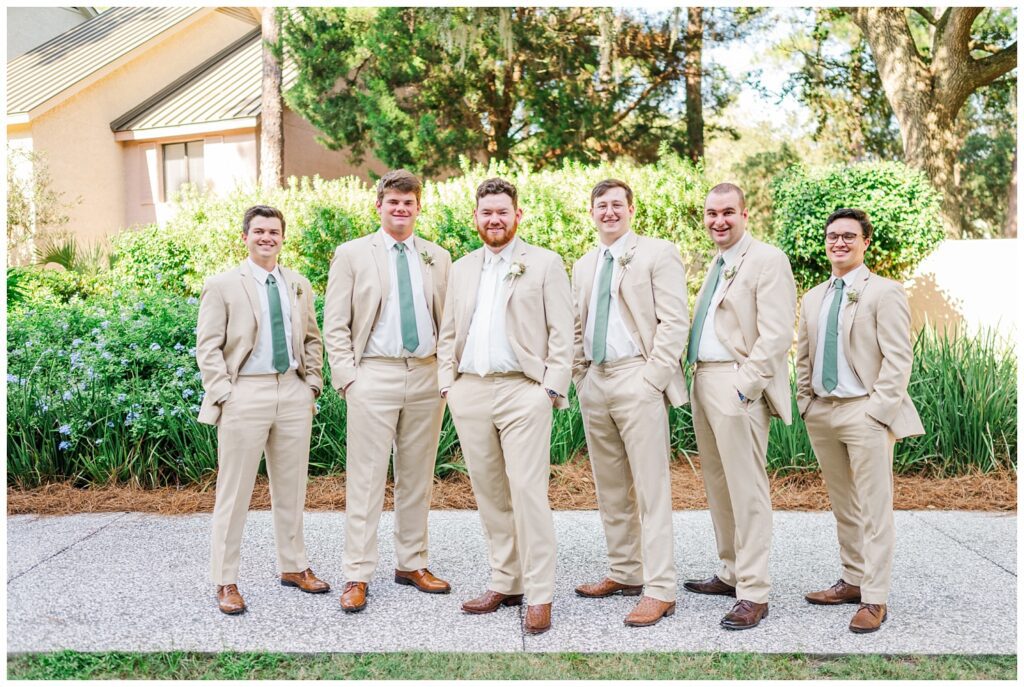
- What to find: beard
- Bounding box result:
[476,221,518,249]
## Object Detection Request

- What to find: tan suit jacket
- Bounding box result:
[437,238,574,408]
[196,261,323,426]
[572,233,690,407]
[796,269,924,440]
[693,235,796,423]
[323,233,451,393]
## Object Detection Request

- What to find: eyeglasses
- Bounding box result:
[825,232,863,244]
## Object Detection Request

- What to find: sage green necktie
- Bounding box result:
[265,273,289,374]
[591,250,614,364]
[395,242,420,354]
[686,256,725,364]
[822,277,845,392]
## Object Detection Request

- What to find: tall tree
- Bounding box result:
[259,7,284,191]
[845,7,1016,235]
[683,7,704,162]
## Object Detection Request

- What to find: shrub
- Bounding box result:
[772,162,944,291]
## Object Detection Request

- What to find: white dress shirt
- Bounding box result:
[812,263,869,398]
[459,239,522,376]
[697,231,751,362]
[364,229,436,358]
[584,231,641,362]
[239,259,297,375]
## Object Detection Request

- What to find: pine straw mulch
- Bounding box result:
[7,456,1015,516]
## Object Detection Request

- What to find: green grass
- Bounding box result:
[7,651,1016,680]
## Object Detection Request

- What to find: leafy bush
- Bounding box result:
[772,162,944,291]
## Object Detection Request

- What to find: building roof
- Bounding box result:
[110,29,298,136]
[7,7,206,116]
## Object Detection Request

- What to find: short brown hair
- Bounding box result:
[706,182,746,210]
[476,177,518,208]
[825,207,874,240]
[591,178,633,206]
[242,205,286,235]
[376,169,422,204]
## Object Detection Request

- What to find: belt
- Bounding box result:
[694,361,739,371]
[588,355,645,373]
[815,394,868,405]
[237,369,299,379]
[361,355,437,369]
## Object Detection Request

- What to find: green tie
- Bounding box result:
[686,256,725,364]
[395,242,420,354]
[822,277,845,392]
[266,273,289,374]
[591,250,614,364]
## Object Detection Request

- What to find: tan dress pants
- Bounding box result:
[447,372,557,605]
[343,357,445,582]
[578,356,676,602]
[804,396,896,604]
[210,371,314,586]
[691,363,773,604]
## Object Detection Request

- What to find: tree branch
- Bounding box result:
[968,39,1006,55]
[942,7,984,56]
[968,41,1018,91]
[911,7,937,25]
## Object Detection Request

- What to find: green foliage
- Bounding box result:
[732,143,801,239]
[771,161,943,291]
[7,267,30,307]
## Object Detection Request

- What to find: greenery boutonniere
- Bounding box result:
[293,283,303,297]
[617,250,635,269]
[724,265,738,281]
[845,289,860,304]
[505,261,526,281]
[420,251,434,266]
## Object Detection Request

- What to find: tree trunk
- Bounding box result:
[1006,151,1017,238]
[260,7,284,191]
[683,7,704,163]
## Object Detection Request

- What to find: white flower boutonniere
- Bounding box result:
[724,266,738,281]
[845,289,860,304]
[617,251,635,269]
[293,283,304,297]
[420,251,434,267]
[505,262,526,281]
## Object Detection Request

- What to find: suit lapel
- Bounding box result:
[280,266,304,364]
[370,233,390,305]
[710,234,751,312]
[498,238,526,312]
[238,261,262,338]
[612,233,638,295]
[577,247,599,329]
[413,236,435,328]
[804,282,827,360]
[841,269,871,358]
[461,248,485,335]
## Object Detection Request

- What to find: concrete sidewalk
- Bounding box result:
[6,510,1016,655]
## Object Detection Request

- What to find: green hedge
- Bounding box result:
[772,162,944,291]
[7,289,1015,487]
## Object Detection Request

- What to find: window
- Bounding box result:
[162,140,204,199]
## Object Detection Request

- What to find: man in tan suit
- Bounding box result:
[196,205,330,615]
[797,208,924,634]
[570,179,689,627]
[323,170,453,613]
[684,183,796,630]
[437,177,573,635]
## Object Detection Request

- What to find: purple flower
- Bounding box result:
[58,441,71,451]
[58,424,72,435]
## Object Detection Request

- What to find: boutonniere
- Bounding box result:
[617,250,635,269]
[845,289,860,304]
[292,283,303,297]
[420,251,434,266]
[724,266,738,280]
[505,262,526,281]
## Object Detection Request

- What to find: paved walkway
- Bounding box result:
[7,510,1016,654]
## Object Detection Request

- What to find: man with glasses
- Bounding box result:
[796,208,923,634]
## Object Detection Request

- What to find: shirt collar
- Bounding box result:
[379,228,416,253]
[718,231,751,266]
[599,231,633,260]
[486,237,518,265]
[247,258,282,285]
[830,263,867,290]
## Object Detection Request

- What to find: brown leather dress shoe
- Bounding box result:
[849,603,887,633]
[339,581,368,613]
[524,603,552,634]
[575,578,643,598]
[216,584,246,615]
[683,575,737,597]
[461,590,525,614]
[395,568,451,594]
[624,596,676,627]
[805,579,861,605]
[720,600,769,630]
[280,568,331,594]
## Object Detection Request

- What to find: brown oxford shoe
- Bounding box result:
[720,600,769,630]
[575,577,643,598]
[280,568,331,594]
[623,596,676,627]
[805,579,861,606]
[339,581,368,613]
[395,568,451,594]
[849,603,887,634]
[216,584,246,615]
[461,590,524,614]
[683,575,737,597]
[524,603,552,635]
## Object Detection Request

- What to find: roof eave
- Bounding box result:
[113,118,258,141]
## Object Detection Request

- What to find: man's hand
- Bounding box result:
[440,387,449,399]
[546,388,559,406]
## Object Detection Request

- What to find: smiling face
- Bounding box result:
[474,192,522,252]
[590,187,635,245]
[242,215,284,269]
[376,190,420,240]
[825,217,870,276]
[703,189,748,251]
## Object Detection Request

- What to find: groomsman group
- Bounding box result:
[195,170,923,636]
